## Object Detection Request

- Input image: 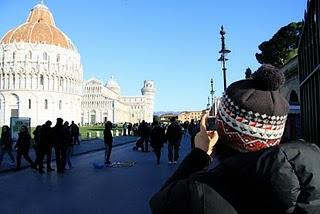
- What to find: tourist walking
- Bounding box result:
[70,121,80,145]
[104,121,113,165]
[40,120,55,172]
[64,121,74,169]
[150,64,320,213]
[15,125,35,170]
[150,121,166,164]
[165,117,182,164]
[0,125,15,167]
[52,118,68,173]
[138,120,149,152]
[33,125,45,173]
[188,119,197,149]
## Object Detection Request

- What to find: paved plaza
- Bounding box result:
[0,135,191,214]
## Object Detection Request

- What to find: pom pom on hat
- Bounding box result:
[252,64,285,91]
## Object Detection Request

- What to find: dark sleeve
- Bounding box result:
[256,142,320,213]
[150,179,237,214]
[161,148,210,190]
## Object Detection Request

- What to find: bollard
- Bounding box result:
[89,132,92,139]
[115,130,119,136]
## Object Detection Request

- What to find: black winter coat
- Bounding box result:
[150,141,320,214]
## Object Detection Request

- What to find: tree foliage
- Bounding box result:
[255,22,303,67]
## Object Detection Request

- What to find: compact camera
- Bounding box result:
[207,116,216,131]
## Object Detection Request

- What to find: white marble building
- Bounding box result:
[81,78,155,124]
[0,3,83,127]
[0,3,155,127]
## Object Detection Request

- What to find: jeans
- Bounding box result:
[0,148,15,165]
[65,146,73,168]
[105,144,112,163]
[168,141,180,162]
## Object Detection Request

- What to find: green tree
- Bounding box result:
[255,22,303,67]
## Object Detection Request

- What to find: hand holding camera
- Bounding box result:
[194,114,219,156]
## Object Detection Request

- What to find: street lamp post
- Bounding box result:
[210,78,215,115]
[207,96,210,110]
[218,26,231,91]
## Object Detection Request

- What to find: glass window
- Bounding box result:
[59,100,62,110]
[28,99,31,109]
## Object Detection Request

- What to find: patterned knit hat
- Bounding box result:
[216,64,289,152]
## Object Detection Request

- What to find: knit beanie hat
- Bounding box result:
[216,64,289,152]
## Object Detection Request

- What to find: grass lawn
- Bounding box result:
[0,126,125,142]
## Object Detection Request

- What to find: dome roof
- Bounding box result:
[0,3,76,50]
[106,76,121,94]
[106,76,120,89]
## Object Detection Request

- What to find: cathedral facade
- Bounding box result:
[0,3,155,127]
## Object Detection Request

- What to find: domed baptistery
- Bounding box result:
[0,3,83,126]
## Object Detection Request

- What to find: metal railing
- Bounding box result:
[298,0,320,144]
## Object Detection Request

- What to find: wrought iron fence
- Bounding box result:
[298,0,320,144]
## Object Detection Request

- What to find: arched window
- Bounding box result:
[13,52,16,60]
[59,77,63,87]
[28,99,31,109]
[28,51,32,59]
[56,54,60,62]
[44,99,48,109]
[13,75,15,87]
[43,52,47,60]
[40,75,44,85]
[59,100,62,110]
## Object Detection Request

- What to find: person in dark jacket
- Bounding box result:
[150,121,166,165]
[0,125,15,167]
[52,118,68,173]
[138,120,149,152]
[166,117,182,164]
[33,125,45,173]
[150,64,320,214]
[64,121,74,169]
[104,121,113,165]
[15,125,35,170]
[39,120,55,172]
[70,121,80,145]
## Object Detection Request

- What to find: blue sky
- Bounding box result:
[0,0,306,112]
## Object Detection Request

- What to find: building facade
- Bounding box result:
[0,3,83,127]
[0,3,155,127]
[81,78,155,124]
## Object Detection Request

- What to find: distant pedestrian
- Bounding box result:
[70,121,80,145]
[150,121,166,164]
[104,121,113,165]
[138,120,150,152]
[52,118,68,173]
[0,125,15,167]
[128,123,132,136]
[15,125,35,170]
[38,120,55,172]
[166,118,182,164]
[33,125,45,173]
[64,121,74,169]
[188,119,197,149]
